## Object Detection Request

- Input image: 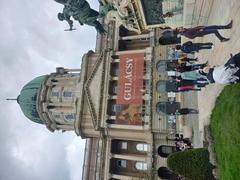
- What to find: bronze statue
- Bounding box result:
[54,0,106,34]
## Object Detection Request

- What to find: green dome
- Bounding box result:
[17,75,48,124]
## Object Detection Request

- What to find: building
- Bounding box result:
[16,0,201,179]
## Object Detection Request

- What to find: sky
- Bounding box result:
[0,0,99,180]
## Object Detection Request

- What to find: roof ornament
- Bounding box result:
[6,98,18,101]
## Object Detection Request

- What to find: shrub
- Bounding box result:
[167,148,214,180]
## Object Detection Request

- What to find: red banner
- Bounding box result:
[117,53,144,105]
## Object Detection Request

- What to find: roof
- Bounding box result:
[17,75,47,124]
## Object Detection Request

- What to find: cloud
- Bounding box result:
[0,0,98,179]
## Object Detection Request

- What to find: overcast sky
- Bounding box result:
[0,0,98,180]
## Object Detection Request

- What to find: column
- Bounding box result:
[108,124,143,130]
[110,174,139,180]
[111,77,119,81]
[108,95,117,100]
[116,49,145,55]
[120,34,150,41]
[112,154,147,162]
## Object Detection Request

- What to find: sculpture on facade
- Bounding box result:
[54,0,107,34]
[104,0,142,34]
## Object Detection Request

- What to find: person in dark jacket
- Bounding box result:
[175,20,233,42]
[159,35,181,45]
[176,41,213,53]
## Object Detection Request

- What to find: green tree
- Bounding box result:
[167,148,215,180]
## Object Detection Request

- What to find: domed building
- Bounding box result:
[16,1,200,179]
[17,75,47,125]
[17,67,83,133]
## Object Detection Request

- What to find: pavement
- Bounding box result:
[183,0,240,147]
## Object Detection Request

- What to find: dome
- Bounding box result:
[17,75,48,124]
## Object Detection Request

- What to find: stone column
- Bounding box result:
[116,49,145,55]
[110,174,140,180]
[108,124,144,130]
[112,154,147,162]
[120,34,150,41]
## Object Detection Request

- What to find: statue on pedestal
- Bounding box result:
[54,0,106,34]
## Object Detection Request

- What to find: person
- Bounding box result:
[205,52,240,84]
[177,55,198,65]
[175,20,233,42]
[175,63,207,73]
[159,27,181,45]
[54,0,106,34]
[174,77,205,91]
[180,69,205,80]
[176,41,213,53]
[159,35,181,45]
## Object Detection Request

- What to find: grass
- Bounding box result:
[210,84,240,180]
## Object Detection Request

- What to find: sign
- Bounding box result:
[115,53,145,125]
[117,53,144,105]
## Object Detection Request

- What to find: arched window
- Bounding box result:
[135,162,147,171]
[53,114,61,119]
[117,160,127,168]
[156,102,180,115]
[64,114,75,122]
[136,143,148,152]
[158,167,178,179]
[112,104,126,113]
[156,102,166,113]
[63,91,74,97]
[156,81,166,93]
[51,91,59,97]
[158,145,177,158]
[156,61,166,72]
[110,63,119,76]
[120,142,128,150]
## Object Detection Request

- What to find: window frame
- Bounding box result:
[136,143,148,152]
[135,161,147,171]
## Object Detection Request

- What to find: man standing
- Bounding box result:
[175,20,233,42]
[176,41,213,54]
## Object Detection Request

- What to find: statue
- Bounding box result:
[104,0,142,34]
[54,0,106,34]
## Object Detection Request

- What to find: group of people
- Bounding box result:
[161,20,240,85]
[168,55,210,92]
[174,134,192,152]
[158,20,240,117]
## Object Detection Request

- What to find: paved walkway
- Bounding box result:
[192,0,240,138]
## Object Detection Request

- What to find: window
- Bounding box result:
[135,162,147,171]
[156,81,166,93]
[156,61,166,72]
[65,114,75,121]
[117,160,127,168]
[158,167,178,179]
[111,63,119,76]
[112,104,124,113]
[121,142,127,150]
[158,145,176,158]
[136,143,148,152]
[54,114,61,119]
[113,86,118,94]
[156,102,166,113]
[63,91,73,97]
[52,91,59,97]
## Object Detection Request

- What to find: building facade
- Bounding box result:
[16,1,197,179]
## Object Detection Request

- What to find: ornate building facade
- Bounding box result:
[16,0,199,179]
